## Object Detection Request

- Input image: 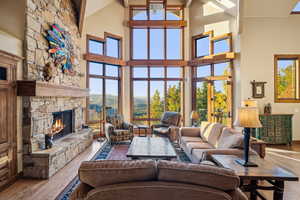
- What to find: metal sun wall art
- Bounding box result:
[45,24,75,76]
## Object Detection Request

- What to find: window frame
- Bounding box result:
[192,31,213,59]
[274,55,300,103]
[131,66,184,126]
[86,34,123,131]
[192,62,233,126]
[211,33,232,55]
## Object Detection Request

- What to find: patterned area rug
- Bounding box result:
[56,141,190,200]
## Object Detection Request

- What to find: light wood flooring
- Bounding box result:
[0,140,106,200]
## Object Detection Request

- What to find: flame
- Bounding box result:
[51,119,64,135]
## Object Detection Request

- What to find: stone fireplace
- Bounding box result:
[20,0,93,179]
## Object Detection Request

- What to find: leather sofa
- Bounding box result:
[179,121,257,163]
[71,160,247,200]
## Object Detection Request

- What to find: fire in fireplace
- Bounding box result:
[52,110,75,140]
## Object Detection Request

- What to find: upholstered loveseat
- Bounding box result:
[179,122,258,163]
[71,160,247,200]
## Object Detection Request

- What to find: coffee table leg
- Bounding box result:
[250,180,258,200]
[273,181,284,200]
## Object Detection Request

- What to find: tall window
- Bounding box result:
[130,4,185,125]
[275,55,300,102]
[86,34,122,132]
[132,66,183,125]
[192,32,233,126]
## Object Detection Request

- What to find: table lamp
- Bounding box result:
[190,111,200,127]
[234,103,262,167]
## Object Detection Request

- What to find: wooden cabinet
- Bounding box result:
[0,50,21,190]
[254,114,293,145]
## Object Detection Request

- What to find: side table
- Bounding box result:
[135,125,149,137]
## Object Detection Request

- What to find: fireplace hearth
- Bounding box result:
[52,110,75,141]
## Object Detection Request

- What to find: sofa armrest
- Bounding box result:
[228,188,248,200]
[179,127,201,137]
[123,122,134,132]
[202,148,258,161]
[105,123,114,141]
[70,183,93,200]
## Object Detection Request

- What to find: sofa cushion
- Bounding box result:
[157,160,240,191]
[216,128,244,149]
[86,181,232,200]
[181,136,203,145]
[202,123,225,147]
[79,160,156,188]
[186,142,214,154]
[200,121,211,139]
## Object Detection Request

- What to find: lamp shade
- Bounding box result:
[190,111,200,120]
[242,99,258,108]
[234,107,262,128]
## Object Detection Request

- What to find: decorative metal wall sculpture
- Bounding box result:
[45,24,75,75]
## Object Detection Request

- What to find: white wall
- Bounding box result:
[240,15,300,140]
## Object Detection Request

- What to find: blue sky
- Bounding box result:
[293,2,300,12]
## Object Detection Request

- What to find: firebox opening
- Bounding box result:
[52,110,75,140]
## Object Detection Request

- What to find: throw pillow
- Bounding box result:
[216,127,244,149]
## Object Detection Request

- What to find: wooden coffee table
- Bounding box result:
[211,155,299,200]
[126,137,177,160]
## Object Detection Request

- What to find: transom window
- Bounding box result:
[275,55,300,102]
[87,34,121,59]
[292,2,300,14]
[132,66,183,126]
[131,5,183,21]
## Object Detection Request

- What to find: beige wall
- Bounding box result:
[240,15,300,140]
[0,30,23,173]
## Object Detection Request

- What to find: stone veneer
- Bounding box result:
[22,0,90,178]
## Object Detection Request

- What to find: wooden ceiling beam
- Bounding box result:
[78,0,87,36]
[122,0,129,7]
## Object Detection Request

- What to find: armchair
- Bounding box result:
[105,114,134,144]
[151,112,181,141]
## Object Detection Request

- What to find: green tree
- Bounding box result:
[166,84,181,112]
[196,82,208,122]
[278,65,294,98]
[150,90,164,119]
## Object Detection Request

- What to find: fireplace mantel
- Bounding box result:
[17,80,89,97]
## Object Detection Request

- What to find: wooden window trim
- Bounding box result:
[274,54,300,103]
[211,33,233,55]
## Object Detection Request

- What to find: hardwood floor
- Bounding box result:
[267,142,300,152]
[0,140,106,200]
[260,146,300,200]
